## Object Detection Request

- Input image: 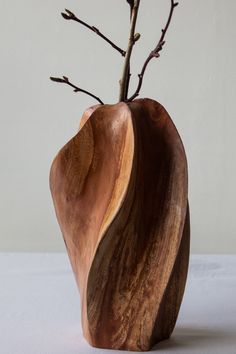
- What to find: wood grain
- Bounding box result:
[50,98,190,351]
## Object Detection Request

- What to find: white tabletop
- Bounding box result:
[0,253,235,354]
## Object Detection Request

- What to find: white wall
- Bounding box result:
[0,0,235,253]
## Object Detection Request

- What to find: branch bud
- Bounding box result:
[65,9,75,17]
[126,0,134,8]
[50,77,65,83]
[134,33,141,42]
[61,12,71,20]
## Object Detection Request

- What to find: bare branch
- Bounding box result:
[127,0,134,19]
[61,9,126,57]
[128,0,179,102]
[50,76,104,105]
[119,0,141,102]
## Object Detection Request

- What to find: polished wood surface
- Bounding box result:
[50,99,190,351]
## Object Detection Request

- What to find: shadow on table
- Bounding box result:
[151,326,236,352]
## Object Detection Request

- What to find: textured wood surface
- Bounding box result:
[50,99,190,351]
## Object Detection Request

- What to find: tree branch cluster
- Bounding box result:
[50,0,179,104]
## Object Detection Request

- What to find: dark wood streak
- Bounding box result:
[50,99,190,351]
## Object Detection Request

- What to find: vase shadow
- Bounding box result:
[151,325,236,352]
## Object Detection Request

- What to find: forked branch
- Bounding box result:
[128,0,178,101]
[50,76,104,105]
[61,9,126,57]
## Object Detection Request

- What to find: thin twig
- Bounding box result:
[50,76,104,105]
[119,0,141,102]
[124,1,137,100]
[124,67,131,100]
[128,0,178,102]
[61,9,126,57]
[127,0,134,19]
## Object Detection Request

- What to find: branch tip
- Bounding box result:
[65,9,75,17]
[50,76,65,83]
[61,8,125,56]
[61,12,70,20]
[50,76,104,104]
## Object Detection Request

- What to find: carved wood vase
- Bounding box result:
[50,99,190,351]
[49,0,190,351]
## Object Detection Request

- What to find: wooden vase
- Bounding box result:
[50,98,190,351]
